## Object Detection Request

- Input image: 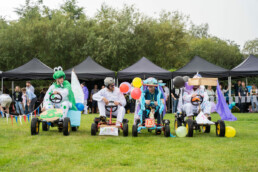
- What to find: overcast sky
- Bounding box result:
[0,0,257,49]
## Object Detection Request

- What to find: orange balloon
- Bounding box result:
[120,83,129,93]
[131,88,142,99]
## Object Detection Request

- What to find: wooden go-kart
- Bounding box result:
[174,95,226,137]
[91,101,129,136]
[31,93,81,136]
[132,102,171,137]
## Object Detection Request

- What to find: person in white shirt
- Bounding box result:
[0,91,12,117]
[26,81,35,93]
[93,77,126,126]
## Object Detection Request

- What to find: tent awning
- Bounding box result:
[65,57,115,80]
[117,57,172,79]
[230,55,258,77]
[173,56,229,78]
[3,58,53,80]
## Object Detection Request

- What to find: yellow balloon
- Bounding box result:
[132,77,142,88]
[225,126,236,138]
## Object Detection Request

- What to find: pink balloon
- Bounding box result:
[131,88,141,100]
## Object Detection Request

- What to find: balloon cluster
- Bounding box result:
[119,77,143,100]
[228,102,236,110]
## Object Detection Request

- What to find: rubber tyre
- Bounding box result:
[42,121,49,131]
[185,119,194,137]
[164,124,170,137]
[31,118,40,135]
[63,117,71,136]
[123,123,129,137]
[72,127,78,131]
[91,123,97,136]
[132,125,138,137]
[202,125,210,133]
[174,118,182,132]
[155,128,162,135]
[216,120,225,137]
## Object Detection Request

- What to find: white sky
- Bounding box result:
[0,0,257,49]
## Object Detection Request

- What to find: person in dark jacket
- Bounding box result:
[13,86,24,115]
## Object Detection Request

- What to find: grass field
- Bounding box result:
[0,113,257,172]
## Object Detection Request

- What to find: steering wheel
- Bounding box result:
[105,101,118,112]
[49,93,63,104]
[191,94,203,106]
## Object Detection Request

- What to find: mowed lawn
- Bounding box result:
[0,113,257,172]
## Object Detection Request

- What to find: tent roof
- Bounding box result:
[65,56,115,80]
[3,58,53,80]
[173,56,229,78]
[230,55,258,77]
[117,57,172,79]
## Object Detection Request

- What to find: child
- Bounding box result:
[13,86,24,115]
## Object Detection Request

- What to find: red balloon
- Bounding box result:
[131,88,142,100]
[120,83,129,93]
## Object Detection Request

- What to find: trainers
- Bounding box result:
[100,116,106,122]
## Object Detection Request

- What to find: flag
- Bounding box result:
[27,114,30,122]
[15,116,18,124]
[19,115,22,124]
[215,82,237,121]
[11,115,13,126]
[24,115,26,122]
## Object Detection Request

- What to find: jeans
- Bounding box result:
[28,97,37,113]
[251,96,258,112]
[15,101,24,114]
[172,98,179,113]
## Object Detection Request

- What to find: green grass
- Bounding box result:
[0,113,257,172]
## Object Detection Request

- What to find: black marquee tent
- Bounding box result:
[172,56,229,78]
[117,57,172,79]
[230,55,258,77]
[65,56,115,80]
[3,58,53,80]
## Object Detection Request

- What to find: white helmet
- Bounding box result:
[104,77,115,87]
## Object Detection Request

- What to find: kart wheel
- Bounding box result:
[123,123,129,137]
[94,117,100,124]
[72,127,78,131]
[185,119,194,137]
[63,117,71,136]
[164,124,170,137]
[202,125,210,133]
[174,119,182,132]
[132,125,138,137]
[31,118,40,135]
[42,121,49,131]
[91,123,97,136]
[58,127,62,132]
[216,120,225,137]
[155,128,162,135]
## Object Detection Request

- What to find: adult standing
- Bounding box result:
[250,84,258,112]
[90,84,99,114]
[13,86,24,115]
[238,81,249,113]
[171,87,181,114]
[81,82,89,114]
[22,88,37,113]
[26,81,35,93]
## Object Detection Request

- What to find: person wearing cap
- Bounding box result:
[93,77,126,126]
[182,74,211,119]
[42,66,77,119]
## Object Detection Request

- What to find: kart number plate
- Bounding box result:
[145,119,155,128]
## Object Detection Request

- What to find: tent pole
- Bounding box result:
[12,81,14,95]
[171,79,173,113]
[1,77,3,93]
[246,77,248,85]
[228,76,231,99]
[116,78,118,87]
